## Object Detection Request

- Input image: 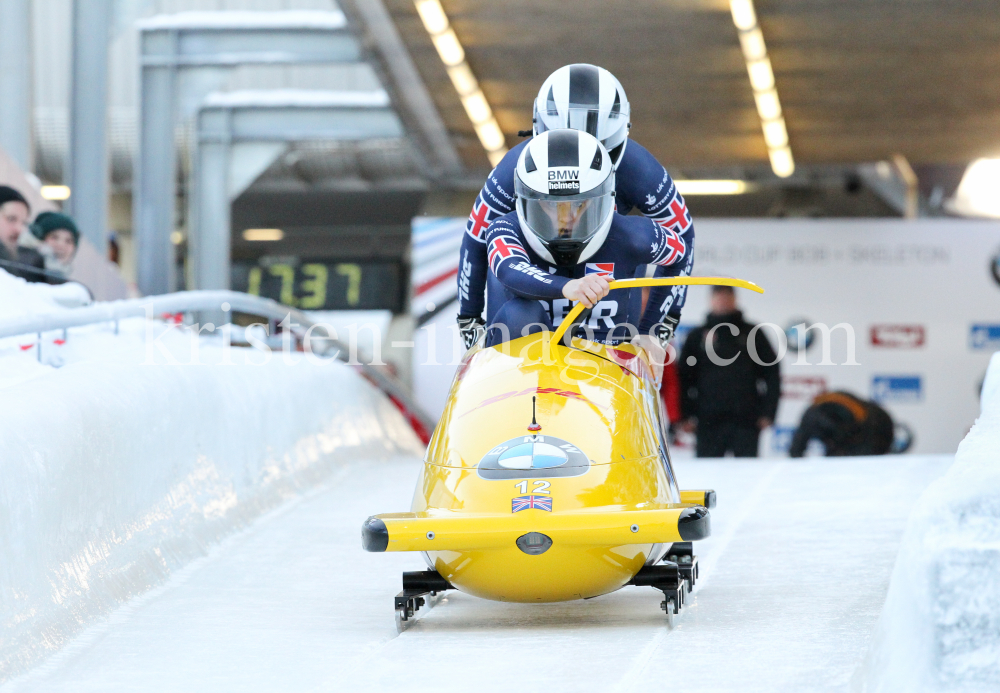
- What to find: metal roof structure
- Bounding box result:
[383,0,1000,173]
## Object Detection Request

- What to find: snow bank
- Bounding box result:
[0,269,89,322]
[0,288,423,681]
[856,352,1000,692]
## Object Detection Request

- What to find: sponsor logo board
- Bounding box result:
[784,318,815,352]
[970,324,1000,350]
[872,375,922,403]
[781,375,828,400]
[770,426,795,453]
[870,324,926,348]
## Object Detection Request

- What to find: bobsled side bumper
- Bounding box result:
[680,489,717,509]
[361,506,710,552]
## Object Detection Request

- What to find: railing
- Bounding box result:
[0,290,436,442]
[0,257,75,285]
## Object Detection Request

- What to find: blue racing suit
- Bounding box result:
[460,138,694,330]
[483,210,693,346]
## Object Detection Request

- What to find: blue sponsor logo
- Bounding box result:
[872,375,922,403]
[891,422,915,454]
[970,324,1000,350]
[770,426,795,453]
[785,318,815,352]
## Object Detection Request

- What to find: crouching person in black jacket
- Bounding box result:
[678,286,781,457]
[789,391,894,457]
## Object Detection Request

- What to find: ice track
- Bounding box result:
[2,455,950,693]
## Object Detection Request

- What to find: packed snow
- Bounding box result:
[0,270,90,322]
[856,352,1000,692]
[0,270,423,681]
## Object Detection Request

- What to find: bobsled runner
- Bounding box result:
[363,277,764,630]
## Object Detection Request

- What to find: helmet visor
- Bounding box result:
[518,194,614,243]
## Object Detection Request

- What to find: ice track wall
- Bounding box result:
[0,359,423,681]
[857,351,1000,693]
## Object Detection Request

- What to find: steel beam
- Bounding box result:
[0,0,33,171]
[190,90,403,294]
[338,0,463,179]
[134,11,361,296]
[68,0,112,252]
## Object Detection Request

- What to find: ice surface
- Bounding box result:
[856,352,1000,693]
[1,455,950,693]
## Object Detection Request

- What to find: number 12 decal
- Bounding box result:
[514,480,551,494]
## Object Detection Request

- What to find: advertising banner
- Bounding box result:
[413,218,1000,456]
[681,219,1000,454]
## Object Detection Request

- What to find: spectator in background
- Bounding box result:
[679,285,780,457]
[660,358,682,442]
[31,211,79,280]
[0,185,45,282]
[789,391,894,457]
[108,232,120,265]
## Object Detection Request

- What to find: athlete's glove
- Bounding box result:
[650,315,680,349]
[457,315,486,350]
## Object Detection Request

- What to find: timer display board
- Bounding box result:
[231,260,404,312]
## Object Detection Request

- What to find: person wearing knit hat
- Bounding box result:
[0,184,47,282]
[31,211,80,279]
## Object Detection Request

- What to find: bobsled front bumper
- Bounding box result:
[362,506,710,553]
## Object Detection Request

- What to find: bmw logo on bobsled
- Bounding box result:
[478,436,591,479]
[362,276,762,631]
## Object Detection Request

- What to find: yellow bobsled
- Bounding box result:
[363,277,764,628]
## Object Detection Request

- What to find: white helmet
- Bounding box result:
[515,129,615,267]
[533,64,631,169]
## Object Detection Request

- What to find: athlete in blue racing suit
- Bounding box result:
[483,208,693,348]
[459,138,695,346]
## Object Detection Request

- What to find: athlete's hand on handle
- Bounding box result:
[632,333,666,388]
[562,275,610,308]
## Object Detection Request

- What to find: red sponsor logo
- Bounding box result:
[459,386,606,418]
[870,325,925,348]
[781,375,828,400]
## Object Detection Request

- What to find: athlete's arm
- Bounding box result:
[486,220,569,301]
[457,230,488,319]
[641,250,693,335]
[456,145,525,319]
[623,212,694,335]
[616,141,696,333]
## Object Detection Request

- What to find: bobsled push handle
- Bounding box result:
[551,276,765,346]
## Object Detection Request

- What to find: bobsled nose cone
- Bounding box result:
[362,516,389,552]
